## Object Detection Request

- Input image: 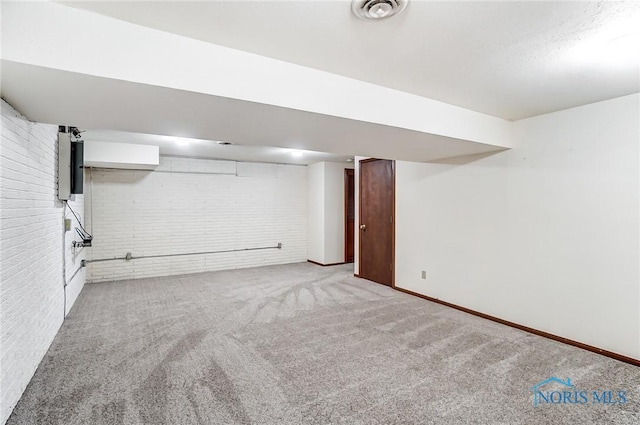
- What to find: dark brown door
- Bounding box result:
[344,169,355,263]
[359,159,394,286]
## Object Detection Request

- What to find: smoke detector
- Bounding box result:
[352,0,408,21]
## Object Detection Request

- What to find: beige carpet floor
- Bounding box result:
[7,262,640,424]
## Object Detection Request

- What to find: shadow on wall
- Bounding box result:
[428,148,509,165]
[87,168,153,184]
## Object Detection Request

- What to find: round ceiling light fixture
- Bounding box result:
[174,138,190,147]
[352,0,408,21]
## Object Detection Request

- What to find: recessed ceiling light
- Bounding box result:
[352,0,408,21]
[174,139,190,147]
[290,150,304,158]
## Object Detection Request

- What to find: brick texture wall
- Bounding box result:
[0,100,85,424]
[63,192,86,316]
[85,156,307,282]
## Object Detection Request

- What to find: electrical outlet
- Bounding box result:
[421,270,427,280]
[64,218,71,232]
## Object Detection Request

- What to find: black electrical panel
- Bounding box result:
[71,140,84,194]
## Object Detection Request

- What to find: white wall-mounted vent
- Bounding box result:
[351,0,408,20]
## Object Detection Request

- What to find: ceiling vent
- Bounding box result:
[351,0,408,21]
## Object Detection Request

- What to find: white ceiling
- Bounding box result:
[83,129,351,166]
[3,60,504,163]
[3,1,638,165]
[62,0,640,121]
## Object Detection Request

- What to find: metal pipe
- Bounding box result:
[85,243,282,263]
[144,169,236,176]
[66,264,84,284]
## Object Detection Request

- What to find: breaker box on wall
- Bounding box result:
[57,126,84,200]
[71,139,84,194]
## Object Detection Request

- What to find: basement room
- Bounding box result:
[1,1,639,424]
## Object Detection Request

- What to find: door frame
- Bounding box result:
[358,158,395,288]
[344,168,355,263]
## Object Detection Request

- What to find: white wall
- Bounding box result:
[395,94,640,359]
[63,193,87,316]
[85,156,307,282]
[307,162,354,265]
[323,162,354,264]
[307,163,325,263]
[0,100,86,423]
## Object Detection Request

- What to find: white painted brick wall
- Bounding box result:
[86,156,307,282]
[63,193,86,316]
[0,100,85,424]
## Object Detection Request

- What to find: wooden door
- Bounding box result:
[344,169,355,263]
[359,159,394,286]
